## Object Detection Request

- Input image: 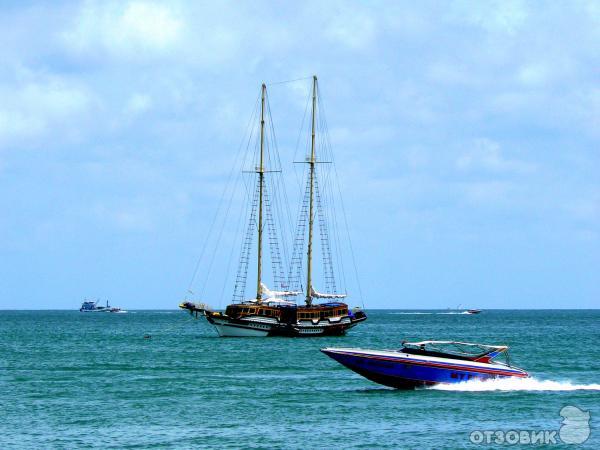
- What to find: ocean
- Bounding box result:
[1,310,599,448]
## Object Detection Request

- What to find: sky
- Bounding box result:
[0,0,598,309]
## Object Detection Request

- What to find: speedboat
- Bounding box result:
[321,340,528,389]
[450,304,482,314]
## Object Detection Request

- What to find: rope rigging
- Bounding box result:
[185,76,364,309]
[229,85,293,302]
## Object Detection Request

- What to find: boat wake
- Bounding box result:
[426,377,600,392]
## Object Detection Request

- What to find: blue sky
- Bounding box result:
[0,1,598,309]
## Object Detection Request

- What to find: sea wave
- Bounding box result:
[389,312,470,315]
[427,377,600,392]
[389,312,433,315]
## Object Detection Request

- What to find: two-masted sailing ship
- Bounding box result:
[180,76,366,337]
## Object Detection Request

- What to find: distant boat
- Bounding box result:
[448,304,482,314]
[322,340,528,389]
[80,299,126,313]
[180,76,366,337]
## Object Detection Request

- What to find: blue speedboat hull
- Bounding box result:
[321,348,528,389]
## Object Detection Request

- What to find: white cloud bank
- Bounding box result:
[62,1,183,57]
[456,138,534,174]
[0,73,93,146]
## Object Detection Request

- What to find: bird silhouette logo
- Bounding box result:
[559,405,591,444]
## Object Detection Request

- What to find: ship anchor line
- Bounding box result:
[180,76,367,337]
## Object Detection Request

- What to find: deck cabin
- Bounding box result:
[225,302,349,322]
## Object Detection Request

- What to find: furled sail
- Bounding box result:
[261,282,301,298]
[310,287,347,299]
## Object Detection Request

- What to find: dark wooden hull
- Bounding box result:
[197,309,367,337]
[180,301,367,337]
[270,314,367,337]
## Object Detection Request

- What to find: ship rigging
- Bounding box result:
[180,76,366,336]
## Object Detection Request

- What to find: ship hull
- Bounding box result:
[203,311,366,337]
[207,315,274,337]
[321,348,528,389]
[278,316,365,337]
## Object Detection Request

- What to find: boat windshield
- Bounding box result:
[400,341,509,363]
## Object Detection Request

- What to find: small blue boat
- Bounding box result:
[321,340,528,389]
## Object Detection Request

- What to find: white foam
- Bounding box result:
[427,377,600,392]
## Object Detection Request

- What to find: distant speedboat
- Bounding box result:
[80,299,126,313]
[321,340,528,389]
[450,304,482,314]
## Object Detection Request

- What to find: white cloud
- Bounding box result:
[59,1,263,68]
[565,195,600,222]
[325,4,377,50]
[0,74,93,145]
[451,0,529,35]
[456,138,534,174]
[62,1,183,57]
[91,201,154,232]
[585,87,600,135]
[515,57,579,88]
[125,93,152,116]
[119,2,181,48]
[427,63,473,86]
[516,63,550,87]
[585,0,600,31]
[461,180,512,205]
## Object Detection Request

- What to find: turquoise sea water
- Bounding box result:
[1,310,599,449]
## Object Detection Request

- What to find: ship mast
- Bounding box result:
[305,76,317,306]
[256,83,266,301]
